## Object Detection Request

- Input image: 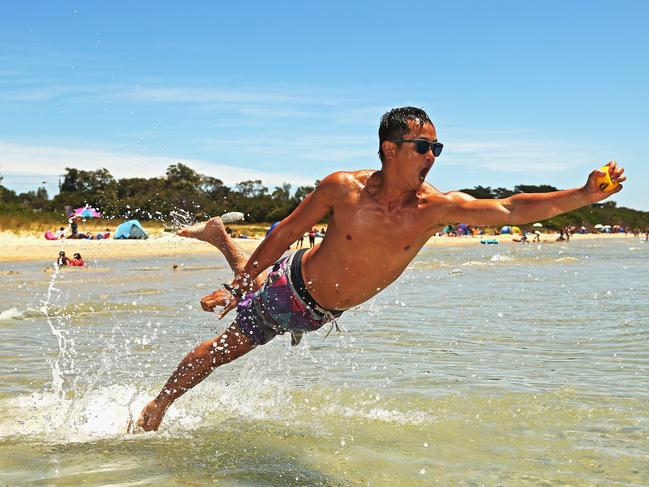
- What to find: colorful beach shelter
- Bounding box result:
[500,225,512,234]
[114,220,148,239]
[72,206,101,218]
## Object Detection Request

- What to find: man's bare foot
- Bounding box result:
[177,217,228,246]
[128,399,167,433]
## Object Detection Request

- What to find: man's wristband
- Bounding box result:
[223,283,244,299]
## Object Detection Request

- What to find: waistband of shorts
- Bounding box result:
[289,249,343,318]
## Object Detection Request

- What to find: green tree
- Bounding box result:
[459,185,494,199]
[60,168,115,193]
[235,180,268,198]
[166,163,202,189]
[514,184,558,193]
[271,182,292,201]
[293,185,315,202]
[493,187,517,199]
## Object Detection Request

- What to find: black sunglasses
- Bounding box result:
[395,138,443,157]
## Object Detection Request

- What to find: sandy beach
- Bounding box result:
[0,229,637,263]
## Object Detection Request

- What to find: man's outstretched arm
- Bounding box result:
[440,161,625,226]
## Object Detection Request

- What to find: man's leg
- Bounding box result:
[132,217,268,432]
[132,323,257,432]
[177,216,267,288]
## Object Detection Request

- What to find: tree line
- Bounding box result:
[0,164,317,223]
[1,165,648,229]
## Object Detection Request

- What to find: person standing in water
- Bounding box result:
[133,106,625,432]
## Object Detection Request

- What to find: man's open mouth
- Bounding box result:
[419,167,430,181]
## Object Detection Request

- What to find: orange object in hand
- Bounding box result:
[596,164,619,193]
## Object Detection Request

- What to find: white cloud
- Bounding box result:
[0,141,314,187]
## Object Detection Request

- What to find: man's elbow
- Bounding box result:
[271,223,301,245]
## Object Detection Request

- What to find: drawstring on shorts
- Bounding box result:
[323,311,343,339]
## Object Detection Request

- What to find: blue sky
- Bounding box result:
[1,1,647,209]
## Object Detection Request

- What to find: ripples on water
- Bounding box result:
[1,239,648,485]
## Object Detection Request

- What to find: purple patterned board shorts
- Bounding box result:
[234,250,342,346]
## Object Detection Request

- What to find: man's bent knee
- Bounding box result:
[208,323,258,367]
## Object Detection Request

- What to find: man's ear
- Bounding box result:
[382,140,397,159]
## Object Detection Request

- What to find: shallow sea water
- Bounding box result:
[1,238,648,485]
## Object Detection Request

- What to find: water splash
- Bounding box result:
[166,209,195,231]
[40,262,73,398]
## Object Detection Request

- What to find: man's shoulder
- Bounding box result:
[319,170,376,193]
[322,169,375,183]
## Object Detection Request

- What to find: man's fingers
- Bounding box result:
[613,175,627,184]
[218,299,238,319]
[200,298,215,312]
[200,290,222,312]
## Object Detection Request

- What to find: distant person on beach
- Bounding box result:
[54,227,66,240]
[308,228,317,247]
[68,217,79,238]
[295,233,304,249]
[57,251,68,266]
[57,251,84,266]
[68,253,85,266]
[133,106,626,432]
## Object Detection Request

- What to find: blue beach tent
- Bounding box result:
[114,220,148,239]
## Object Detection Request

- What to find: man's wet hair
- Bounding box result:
[378,107,432,163]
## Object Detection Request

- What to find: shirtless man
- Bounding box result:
[133,106,625,431]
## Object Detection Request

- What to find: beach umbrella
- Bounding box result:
[533,222,543,227]
[594,224,604,229]
[72,206,101,218]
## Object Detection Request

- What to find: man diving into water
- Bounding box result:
[132,106,625,432]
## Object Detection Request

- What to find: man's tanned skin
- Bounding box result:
[133,108,625,432]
